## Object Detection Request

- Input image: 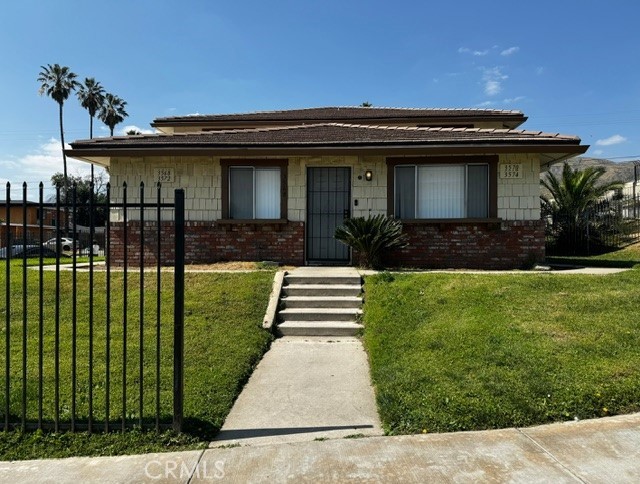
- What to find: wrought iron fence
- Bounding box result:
[1,181,185,433]
[545,184,640,255]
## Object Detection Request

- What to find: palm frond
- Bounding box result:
[335,214,408,269]
[99,93,129,136]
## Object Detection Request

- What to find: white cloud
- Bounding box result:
[593,149,604,155]
[596,134,627,146]
[476,101,494,107]
[0,138,101,188]
[536,67,545,75]
[0,158,19,170]
[119,125,157,136]
[482,67,508,96]
[485,80,501,96]
[458,47,488,56]
[500,46,520,56]
[503,96,525,104]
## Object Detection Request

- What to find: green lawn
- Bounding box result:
[0,262,274,459]
[546,242,640,268]
[363,260,640,434]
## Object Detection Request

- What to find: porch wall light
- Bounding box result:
[365,170,373,181]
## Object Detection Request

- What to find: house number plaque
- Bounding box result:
[500,163,522,179]
[155,167,175,183]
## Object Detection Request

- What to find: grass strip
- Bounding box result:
[0,267,273,460]
[363,267,640,434]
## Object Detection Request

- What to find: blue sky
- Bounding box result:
[1,0,639,197]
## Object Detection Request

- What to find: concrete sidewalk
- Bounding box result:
[212,336,383,446]
[1,413,638,482]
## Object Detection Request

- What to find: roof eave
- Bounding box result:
[65,142,588,166]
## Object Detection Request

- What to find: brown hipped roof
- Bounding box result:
[151,106,527,128]
[70,123,581,149]
[67,122,588,168]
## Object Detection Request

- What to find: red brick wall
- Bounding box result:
[109,219,544,269]
[108,221,305,266]
[387,220,545,269]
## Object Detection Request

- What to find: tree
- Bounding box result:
[99,93,128,136]
[77,77,106,183]
[541,162,623,252]
[50,172,108,227]
[360,101,372,107]
[126,129,141,135]
[38,63,79,235]
[77,77,105,139]
[335,214,408,269]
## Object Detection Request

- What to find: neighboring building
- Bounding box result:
[67,107,588,269]
[0,201,57,245]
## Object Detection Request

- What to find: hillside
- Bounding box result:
[545,157,638,185]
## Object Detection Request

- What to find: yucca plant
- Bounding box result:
[335,214,409,269]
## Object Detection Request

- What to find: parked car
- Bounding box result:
[43,237,80,253]
[0,245,58,259]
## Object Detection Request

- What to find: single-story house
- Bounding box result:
[67,106,588,269]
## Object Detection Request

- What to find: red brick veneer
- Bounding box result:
[108,221,305,266]
[387,220,545,269]
[109,219,543,269]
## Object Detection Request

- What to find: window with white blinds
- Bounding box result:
[395,164,489,219]
[229,167,281,219]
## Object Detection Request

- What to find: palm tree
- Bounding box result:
[77,77,105,182]
[38,63,79,235]
[541,162,623,252]
[77,77,105,139]
[99,93,128,136]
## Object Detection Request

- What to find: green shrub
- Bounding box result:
[335,215,408,269]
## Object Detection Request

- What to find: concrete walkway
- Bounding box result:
[1,413,638,482]
[212,336,382,446]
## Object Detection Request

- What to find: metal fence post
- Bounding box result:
[173,189,185,432]
[4,183,10,431]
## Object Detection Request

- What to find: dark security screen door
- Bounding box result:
[306,167,351,263]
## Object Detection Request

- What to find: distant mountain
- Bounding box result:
[544,157,639,186]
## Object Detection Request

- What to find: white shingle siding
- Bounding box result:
[497,153,540,221]
[108,152,542,223]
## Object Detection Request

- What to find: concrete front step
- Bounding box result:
[282,284,362,297]
[277,268,364,336]
[284,275,362,286]
[282,296,362,309]
[277,321,364,336]
[279,308,362,322]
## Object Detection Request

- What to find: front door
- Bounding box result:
[306,167,351,264]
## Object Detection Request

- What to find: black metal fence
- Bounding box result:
[545,184,640,255]
[1,181,185,433]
